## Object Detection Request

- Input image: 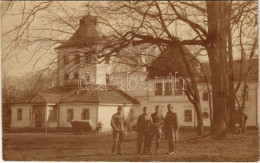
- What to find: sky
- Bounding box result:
[1,1,85,77]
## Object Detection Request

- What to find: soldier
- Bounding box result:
[151,105,164,154]
[136,107,153,155]
[164,104,179,155]
[98,121,103,132]
[111,106,125,156]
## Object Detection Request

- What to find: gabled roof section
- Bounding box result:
[12,93,60,104]
[32,93,61,104]
[147,45,197,78]
[11,85,139,105]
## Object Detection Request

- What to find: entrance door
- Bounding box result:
[34,106,45,127]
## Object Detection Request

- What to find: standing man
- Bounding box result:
[151,105,164,154]
[98,121,103,132]
[137,107,153,155]
[111,106,125,156]
[164,104,179,155]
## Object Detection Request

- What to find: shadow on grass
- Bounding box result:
[49,152,170,160]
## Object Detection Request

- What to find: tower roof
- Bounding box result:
[56,15,100,49]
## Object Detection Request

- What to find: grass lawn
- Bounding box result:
[3,130,259,161]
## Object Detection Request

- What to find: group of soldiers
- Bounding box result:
[110,104,179,156]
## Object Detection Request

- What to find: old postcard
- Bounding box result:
[1,1,259,161]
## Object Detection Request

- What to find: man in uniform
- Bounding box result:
[98,121,103,132]
[136,107,153,155]
[151,105,164,154]
[164,104,179,155]
[111,106,125,156]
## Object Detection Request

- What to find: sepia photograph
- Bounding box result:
[1,1,259,162]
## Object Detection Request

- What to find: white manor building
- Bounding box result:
[9,15,259,131]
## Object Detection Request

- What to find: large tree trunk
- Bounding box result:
[194,102,203,136]
[206,1,228,137]
[227,5,237,133]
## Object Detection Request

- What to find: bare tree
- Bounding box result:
[2,1,258,138]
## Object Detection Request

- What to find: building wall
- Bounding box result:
[96,62,112,85]
[128,79,258,128]
[58,103,98,127]
[236,82,258,127]
[10,104,32,127]
[57,47,98,86]
[9,81,258,129]
[129,79,211,127]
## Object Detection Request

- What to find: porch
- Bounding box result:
[29,105,58,128]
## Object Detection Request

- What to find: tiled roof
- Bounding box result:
[12,85,139,105]
[147,45,197,78]
[147,45,258,82]
[31,93,61,104]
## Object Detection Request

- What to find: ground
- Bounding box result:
[3,130,259,161]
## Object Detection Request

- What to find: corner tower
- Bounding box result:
[55,15,108,86]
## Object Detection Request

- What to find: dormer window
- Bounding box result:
[75,54,80,64]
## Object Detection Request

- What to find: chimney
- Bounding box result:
[79,15,97,27]
[77,15,98,43]
[79,18,85,26]
[85,14,97,25]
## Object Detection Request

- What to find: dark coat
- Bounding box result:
[137,114,153,133]
[164,111,179,140]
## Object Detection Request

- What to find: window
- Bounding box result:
[174,82,183,96]
[67,109,73,121]
[64,55,69,65]
[203,92,209,101]
[246,90,249,101]
[74,73,79,79]
[74,54,80,64]
[165,82,172,96]
[64,74,69,80]
[85,53,91,63]
[184,110,192,122]
[17,109,22,121]
[81,109,89,120]
[106,74,110,84]
[49,107,57,122]
[130,109,134,121]
[202,112,209,119]
[155,83,163,96]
